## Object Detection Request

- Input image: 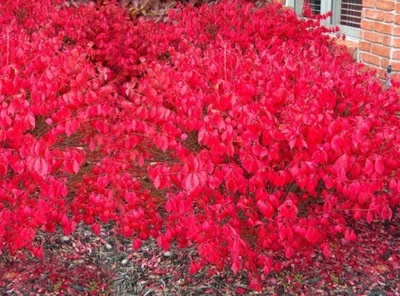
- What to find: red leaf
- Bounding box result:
[269,170,287,187]
[198,129,206,143]
[285,56,296,72]
[154,135,168,152]
[334,154,349,169]
[231,260,241,274]
[374,157,384,175]
[278,200,298,219]
[364,159,374,176]
[323,200,332,213]
[92,223,101,235]
[189,260,202,275]
[389,179,397,193]
[381,206,393,220]
[305,227,320,244]
[344,229,357,242]
[132,238,142,250]
[285,246,294,259]
[236,287,246,295]
[248,276,262,292]
[31,245,44,259]
[330,134,341,151]
[180,133,188,141]
[138,155,145,166]
[61,215,76,235]
[312,149,327,164]
[321,242,331,258]
[89,140,96,151]
[184,173,200,191]
[27,113,35,128]
[241,155,255,173]
[33,157,49,176]
[72,159,80,174]
[154,175,161,189]
[357,192,371,206]
[257,200,274,219]
[191,173,200,188]
[65,120,76,137]
[160,136,168,152]
[208,175,223,189]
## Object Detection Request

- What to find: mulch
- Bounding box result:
[1,212,399,295]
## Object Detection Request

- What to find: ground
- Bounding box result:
[1,212,399,295]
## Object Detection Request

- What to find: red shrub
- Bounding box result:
[0,0,399,288]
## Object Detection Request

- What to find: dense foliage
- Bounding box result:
[1,0,399,289]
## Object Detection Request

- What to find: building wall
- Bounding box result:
[359,0,400,79]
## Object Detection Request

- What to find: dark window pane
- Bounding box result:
[309,0,321,14]
[340,0,362,28]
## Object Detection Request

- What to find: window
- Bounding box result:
[334,0,363,38]
[309,0,321,15]
[286,0,363,39]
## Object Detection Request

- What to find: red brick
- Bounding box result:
[395,15,400,25]
[359,41,371,51]
[393,50,400,61]
[361,20,374,30]
[394,27,400,37]
[376,1,395,11]
[371,44,391,57]
[363,0,375,8]
[377,68,386,80]
[363,31,383,43]
[374,22,393,34]
[361,53,381,66]
[393,38,400,48]
[391,61,400,71]
[382,35,392,46]
[396,3,400,13]
[381,58,390,69]
[364,9,384,21]
[384,13,394,23]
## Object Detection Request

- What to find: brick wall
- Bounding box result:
[359,0,400,79]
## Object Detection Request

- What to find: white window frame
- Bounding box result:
[285,0,361,40]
